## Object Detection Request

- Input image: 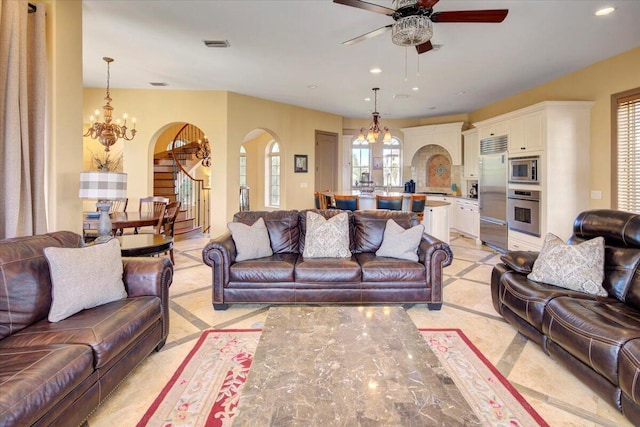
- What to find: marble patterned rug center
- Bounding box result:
[137,328,547,427]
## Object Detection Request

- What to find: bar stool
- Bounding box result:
[334,194,359,211]
[409,194,426,222]
[375,194,403,211]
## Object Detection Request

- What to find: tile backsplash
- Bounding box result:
[410,144,463,193]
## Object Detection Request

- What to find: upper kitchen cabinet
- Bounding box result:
[462,128,479,179]
[508,111,543,155]
[401,122,464,165]
[477,121,509,141]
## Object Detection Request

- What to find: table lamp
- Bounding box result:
[79,171,127,243]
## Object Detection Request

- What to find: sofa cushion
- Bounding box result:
[227,217,273,262]
[302,211,351,258]
[44,239,127,322]
[619,339,640,407]
[0,297,161,369]
[0,231,83,340]
[0,344,94,426]
[233,210,299,254]
[496,271,596,332]
[298,209,355,254]
[375,219,424,261]
[295,257,361,283]
[527,233,607,297]
[229,254,297,283]
[542,297,640,386]
[356,253,425,282]
[353,211,418,253]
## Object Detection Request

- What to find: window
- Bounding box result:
[612,88,640,213]
[239,145,247,187]
[267,141,280,207]
[383,137,402,187]
[351,138,370,187]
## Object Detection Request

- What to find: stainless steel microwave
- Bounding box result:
[509,156,539,184]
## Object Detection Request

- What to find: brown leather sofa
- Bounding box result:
[203,209,453,311]
[491,210,640,425]
[0,231,173,426]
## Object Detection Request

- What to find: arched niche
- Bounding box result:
[410,144,454,192]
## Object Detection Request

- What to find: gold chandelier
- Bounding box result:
[358,88,391,143]
[84,57,137,152]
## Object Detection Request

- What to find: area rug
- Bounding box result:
[137,328,548,427]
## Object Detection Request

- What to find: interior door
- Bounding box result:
[315,131,337,192]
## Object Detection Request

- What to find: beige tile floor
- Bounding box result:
[87,233,633,427]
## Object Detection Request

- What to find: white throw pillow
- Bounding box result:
[227,217,273,262]
[527,233,607,297]
[44,238,128,322]
[376,219,424,262]
[303,211,351,258]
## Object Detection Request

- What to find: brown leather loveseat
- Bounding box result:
[491,210,640,425]
[0,231,173,426]
[203,209,453,311]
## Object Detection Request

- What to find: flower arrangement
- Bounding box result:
[91,150,123,172]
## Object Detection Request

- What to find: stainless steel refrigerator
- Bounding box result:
[479,136,508,251]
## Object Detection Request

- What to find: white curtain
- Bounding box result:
[0,0,47,239]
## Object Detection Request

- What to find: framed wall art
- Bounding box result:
[294,154,308,173]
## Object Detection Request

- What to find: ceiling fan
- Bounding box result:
[334,0,508,54]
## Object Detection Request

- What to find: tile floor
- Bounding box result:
[87,233,633,427]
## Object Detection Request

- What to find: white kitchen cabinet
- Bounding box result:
[475,101,594,246]
[462,129,479,179]
[508,111,543,155]
[477,121,509,141]
[423,202,450,244]
[454,199,479,238]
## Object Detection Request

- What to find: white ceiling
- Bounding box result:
[82,0,640,120]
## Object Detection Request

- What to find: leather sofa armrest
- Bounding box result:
[500,251,539,274]
[122,257,173,344]
[202,232,236,304]
[418,234,454,305]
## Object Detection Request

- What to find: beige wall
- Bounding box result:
[44,0,83,233]
[469,46,640,208]
[226,93,343,222]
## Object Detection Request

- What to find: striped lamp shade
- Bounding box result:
[79,172,127,199]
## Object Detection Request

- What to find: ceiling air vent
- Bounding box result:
[150,82,168,87]
[203,40,230,48]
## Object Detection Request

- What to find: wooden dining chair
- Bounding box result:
[131,196,169,234]
[409,194,426,222]
[160,201,181,263]
[376,194,403,211]
[334,194,359,211]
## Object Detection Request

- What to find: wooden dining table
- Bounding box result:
[83,211,162,235]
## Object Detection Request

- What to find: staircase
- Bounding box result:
[152,132,210,240]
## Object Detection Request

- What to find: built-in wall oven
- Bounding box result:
[507,189,540,236]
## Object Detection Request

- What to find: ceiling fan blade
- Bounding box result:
[415,40,433,54]
[430,9,509,23]
[418,0,440,8]
[333,0,395,16]
[342,25,392,46]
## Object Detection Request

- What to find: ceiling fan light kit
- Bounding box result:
[335,0,508,54]
[392,15,433,47]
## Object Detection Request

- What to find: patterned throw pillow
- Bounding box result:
[228,217,273,262]
[303,211,351,258]
[45,238,127,322]
[527,233,607,296]
[376,219,424,261]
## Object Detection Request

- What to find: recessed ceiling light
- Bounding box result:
[150,82,169,87]
[595,6,615,16]
[412,87,419,91]
[364,97,371,102]
[369,67,382,74]
[456,91,466,95]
